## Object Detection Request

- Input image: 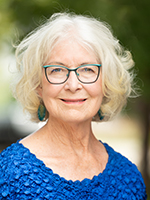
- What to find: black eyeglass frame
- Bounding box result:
[42,64,102,84]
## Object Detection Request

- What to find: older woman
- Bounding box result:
[0,13,147,199]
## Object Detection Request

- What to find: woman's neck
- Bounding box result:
[20,117,108,181]
[42,117,97,154]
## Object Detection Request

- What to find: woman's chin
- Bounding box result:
[52,112,92,125]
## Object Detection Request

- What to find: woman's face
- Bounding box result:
[39,39,103,124]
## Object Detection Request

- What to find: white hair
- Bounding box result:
[13,12,136,122]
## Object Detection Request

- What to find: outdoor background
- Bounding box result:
[0,0,150,196]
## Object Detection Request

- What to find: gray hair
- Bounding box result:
[13,12,135,122]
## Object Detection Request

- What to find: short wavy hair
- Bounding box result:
[13,12,136,122]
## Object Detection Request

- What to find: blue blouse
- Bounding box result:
[0,140,147,199]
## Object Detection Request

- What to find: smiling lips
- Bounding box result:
[61,99,86,104]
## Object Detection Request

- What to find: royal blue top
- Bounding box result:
[0,140,147,199]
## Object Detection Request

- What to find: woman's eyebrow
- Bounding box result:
[80,62,94,65]
[47,61,65,66]
[46,61,98,67]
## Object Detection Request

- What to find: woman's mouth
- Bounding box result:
[61,99,86,104]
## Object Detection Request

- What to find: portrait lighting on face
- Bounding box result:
[43,64,101,84]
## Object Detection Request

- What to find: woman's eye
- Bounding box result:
[85,68,92,71]
[51,68,62,73]
[82,67,94,73]
[47,67,64,76]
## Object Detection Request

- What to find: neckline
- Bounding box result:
[17,140,112,185]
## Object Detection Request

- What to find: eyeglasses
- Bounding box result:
[43,64,101,84]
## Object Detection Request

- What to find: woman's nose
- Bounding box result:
[64,71,82,93]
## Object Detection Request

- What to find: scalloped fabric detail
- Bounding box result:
[0,141,147,199]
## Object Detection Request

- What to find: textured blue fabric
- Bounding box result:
[0,140,147,199]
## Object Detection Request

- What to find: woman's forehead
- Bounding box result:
[46,39,98,65]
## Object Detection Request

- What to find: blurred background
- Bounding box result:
[0,0,150,196]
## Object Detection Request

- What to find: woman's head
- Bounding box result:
[38,39,103,124]
[13,12,135,122]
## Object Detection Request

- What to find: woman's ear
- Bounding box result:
[37,85,43,98]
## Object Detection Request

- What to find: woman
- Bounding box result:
[0,13,147,199]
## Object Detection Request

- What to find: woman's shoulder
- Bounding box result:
[104,142,143,178]
[0,141,28,174]
[0,140,38,181]
[0,141,21,161]
[0,140,41,171]
[1,140,26,159]
[0,141,43,198]
[102,142,147,198]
